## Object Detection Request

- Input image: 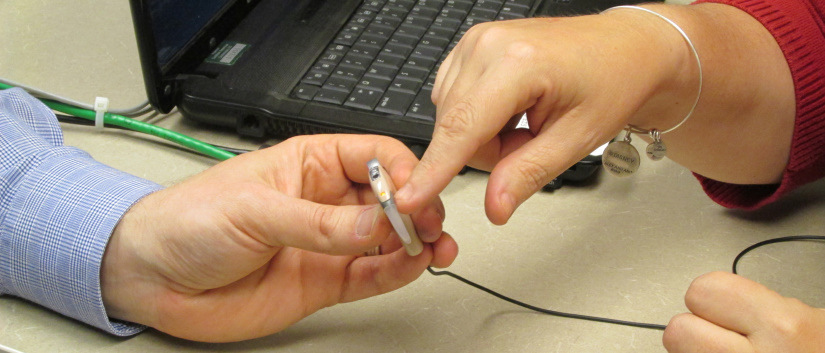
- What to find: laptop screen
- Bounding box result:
[147,0,233,67]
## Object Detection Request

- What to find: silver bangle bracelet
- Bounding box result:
[601,5,703,177]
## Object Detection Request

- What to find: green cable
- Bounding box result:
[0,83,236,161]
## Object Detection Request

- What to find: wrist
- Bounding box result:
[101,194,161,328]
[601,5,702,132]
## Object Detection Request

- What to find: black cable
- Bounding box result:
[428,235,825,332]
[55,113,255,155]
[426,266,668,330]
[732,235,825,274]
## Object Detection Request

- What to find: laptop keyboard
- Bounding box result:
[292,0,538,122]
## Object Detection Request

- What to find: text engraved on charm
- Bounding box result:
[603,141,640,177]
[646,141,667,161]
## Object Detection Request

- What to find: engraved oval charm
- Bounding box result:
[603,141,640,177]
[646,141,667,161]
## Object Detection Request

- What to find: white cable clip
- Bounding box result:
[94,96,109,130]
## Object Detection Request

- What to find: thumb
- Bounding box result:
[256,196,392,255]
[484,122,608,225]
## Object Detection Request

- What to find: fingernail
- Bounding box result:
[396,184,413,204]
[356,206,380,238]
[436,203,446,222]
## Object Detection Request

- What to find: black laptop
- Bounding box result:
[129,0,649,184]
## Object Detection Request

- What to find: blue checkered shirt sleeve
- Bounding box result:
[0,88,163,336]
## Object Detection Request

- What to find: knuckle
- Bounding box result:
[769,298,809,337]
[437,99,478,139]
[308,205,338,249]
[513,158,551,192]
[502,40,539,62]
[684,271,728,307]
[662,313,692,349]
[474,25,509,48]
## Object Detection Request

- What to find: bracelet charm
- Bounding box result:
[603,130,641,177]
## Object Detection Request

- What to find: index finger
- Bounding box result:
[326,134,420,185]
[395,68,538,214]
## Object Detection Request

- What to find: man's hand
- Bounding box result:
[664,271,825,352]
[100,134,458,342]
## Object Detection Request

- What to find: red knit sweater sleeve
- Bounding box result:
[691,0,825,210]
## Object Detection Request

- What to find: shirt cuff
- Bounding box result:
[0,145,163,336]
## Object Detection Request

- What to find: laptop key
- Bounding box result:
[398,64,429,83]
[382,43,414,59]
[334,66,366,80]
[411,45,442,61]
[405,56,437,71]
[403,15,434,30]
[425,26,456,41]
[325,75,358,92]
[364,24,394,39]
[344,87,384,110]
[420,33,450,49]
[301,70,330,86]
[410,5,439,20]
[444,0,474,13]
[389,77,423,94]
[506,0,534,7]
[497,12,525,20]
[311,61,335,75]
[340,53,371,71]
[440,7,469,20]
[388,0,417,10]
[406,91,436,121]
[318,52,344,65]
[362,0,386,11]
[380,6,408,21]
[418,0,448,10]
[468,7,498,20]
[500,4,531,17]
[374,53,406,69]
[372,15,403,29]
[358,33,389,48]
[351,43,380,58]
[361,0,386,11]
[356,8,379,18]
[351,15,372,27]
[431,16,462,32]
[314,88,349,105]
[364,64,398,81]
[293,84,320,101]
[476,0,505,11]
[376,89,416,115]
[395,24,428,40]
[503,0,532,10]
[387,35,417,50]
[334,31,359,46]
[425,73,437,89]
[358,75,392,91]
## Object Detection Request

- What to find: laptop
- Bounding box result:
[129,0,650,184]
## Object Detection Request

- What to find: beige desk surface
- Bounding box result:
[2,2,824,352]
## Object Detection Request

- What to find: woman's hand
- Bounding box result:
[396,4,794,224]
[664,272,825,352]
[397,11,697,224]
